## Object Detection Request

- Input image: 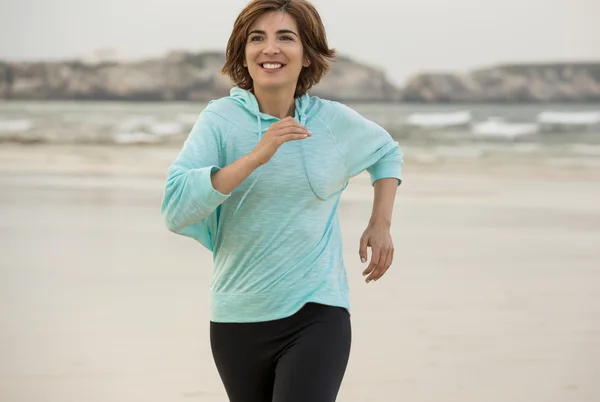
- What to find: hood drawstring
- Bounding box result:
[231,92,326,214]
[298,108,321,200]
[299,107,348,201]
[233,113,263,216]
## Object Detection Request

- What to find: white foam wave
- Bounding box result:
[538,111,600,126]
[148,122,184,136]
[472,118,539,138]
[176,113,200,125]
[406,111,472,128]
[434,145,484,158]
[116,115,158,132]
[0,119,33,132]
[112,132,162,145]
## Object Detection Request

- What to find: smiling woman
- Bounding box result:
[161,1,404,401]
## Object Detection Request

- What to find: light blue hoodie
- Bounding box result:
[161,88,403,323]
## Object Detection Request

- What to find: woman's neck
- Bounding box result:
[253,86,296,119]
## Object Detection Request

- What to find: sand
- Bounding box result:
[1,144,599,402]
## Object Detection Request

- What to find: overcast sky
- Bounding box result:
[1,0,599,84]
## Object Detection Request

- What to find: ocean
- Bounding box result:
[1,101,599,168]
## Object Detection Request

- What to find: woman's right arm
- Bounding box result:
[162,114,310,231]
[209,152,262,195]
[161,111,233,232]
[210,116,310,194]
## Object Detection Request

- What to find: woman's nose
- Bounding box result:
[262,39,280,55]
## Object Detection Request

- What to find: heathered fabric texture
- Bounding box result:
[161,88,403,323]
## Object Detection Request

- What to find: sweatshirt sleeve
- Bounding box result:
[161,110,231,233]
[324,101,404,186]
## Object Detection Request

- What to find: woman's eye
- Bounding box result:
[248,35,293,42]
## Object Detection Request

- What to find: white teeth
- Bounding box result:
[262,63,283,69]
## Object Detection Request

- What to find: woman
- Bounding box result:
[161,0,404,401]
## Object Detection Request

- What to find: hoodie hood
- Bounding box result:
[228,87,311,132]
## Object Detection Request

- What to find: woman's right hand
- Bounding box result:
[250,116,311,165]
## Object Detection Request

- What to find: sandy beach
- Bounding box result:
[1,144,599,402]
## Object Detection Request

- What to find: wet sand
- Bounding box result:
[1,145,600,402]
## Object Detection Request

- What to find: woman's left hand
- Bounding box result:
[359,222,394,283]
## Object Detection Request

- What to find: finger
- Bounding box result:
[374,248,393,281]
[362,244,375,276]
[382,248,394,278]
[275,128,310,137]
[279,133,310,143]
[275,126,310,137]
[276,118,307,130]
[268,119,302,134]
[366,246,388,283]
[363,247,380,282]
[359,235,368,264]
[283,124,309,134]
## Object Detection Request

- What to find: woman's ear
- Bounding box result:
[303,58,311,68]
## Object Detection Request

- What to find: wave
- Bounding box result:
[472,118,539,139]
[112,132,164,145]
[115,116,185,138]
[112,122,185,144]
[0,119,33,132]
[2,106,600,148]
[176,113,200,125]
[0,115,187,145]
[538,111,600,130]
[406,111,472,128]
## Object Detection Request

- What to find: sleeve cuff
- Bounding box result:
[368,160,403,186]
[199,165,231,205]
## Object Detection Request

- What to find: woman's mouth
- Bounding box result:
[259,63,285,72]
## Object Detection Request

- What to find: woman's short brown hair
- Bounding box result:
[221,0,336,98]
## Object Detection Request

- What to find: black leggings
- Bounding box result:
[210,302,352,402]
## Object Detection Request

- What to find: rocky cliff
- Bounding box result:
[400,63,600,103]
[0,51,399,102]
[1,52,599,103]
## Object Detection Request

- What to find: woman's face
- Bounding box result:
[244,11,309,93]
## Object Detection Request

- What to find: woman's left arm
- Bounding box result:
[322,100,403,282]
[359,178,398,283]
